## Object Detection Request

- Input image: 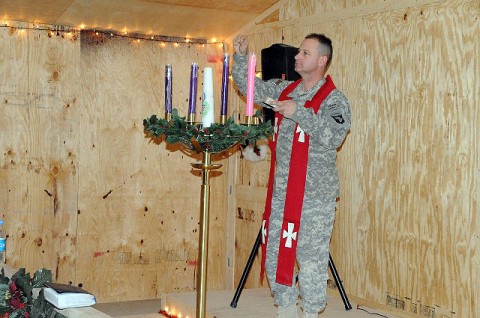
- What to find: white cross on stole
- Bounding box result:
[262,220,267,244]
[273,118,279,141]
[296,126,305,143]
[282,222,297,248]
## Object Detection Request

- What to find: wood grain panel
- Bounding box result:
[0,28,80,283]
[281,0,346,20]
[234,183,268,288]
[77,33,230,301]
[1,24,231,302]
[407,2,478,316]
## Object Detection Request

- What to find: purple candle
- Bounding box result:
[165,64,172,114]
[220,54,229,116]
[188,63,198,115]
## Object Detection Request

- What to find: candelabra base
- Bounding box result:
[191,151,222,318]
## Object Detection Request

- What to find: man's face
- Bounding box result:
[294,38,325,75]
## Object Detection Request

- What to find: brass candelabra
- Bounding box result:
[143,109,272,318]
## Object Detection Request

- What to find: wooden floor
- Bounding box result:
[94,288,403,318]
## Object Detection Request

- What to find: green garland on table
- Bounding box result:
[143,109,273,154]
[0,268,66,318]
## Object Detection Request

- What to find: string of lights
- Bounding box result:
[0,21,77,34]
[87,29,209,44]
[0,20,222,46]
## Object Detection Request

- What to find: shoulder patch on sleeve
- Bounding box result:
[332,114,345,124]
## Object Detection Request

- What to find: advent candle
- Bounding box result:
[188,63,198,115]
[165,64,173,115]
[202,67,214,128]
[246,53,256,117]
[220,54,229,117]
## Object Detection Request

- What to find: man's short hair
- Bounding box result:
[305,33,333,68]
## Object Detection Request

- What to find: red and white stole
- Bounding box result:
[261,75,336,286]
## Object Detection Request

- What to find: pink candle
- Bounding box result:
[246,53,256,117]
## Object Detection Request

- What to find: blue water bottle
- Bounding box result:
[0,220,5,264]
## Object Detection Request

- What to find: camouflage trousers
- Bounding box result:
[265,198,336,313]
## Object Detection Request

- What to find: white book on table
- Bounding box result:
[43,282,96,309]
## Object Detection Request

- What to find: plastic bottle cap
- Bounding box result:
[0,220,4,225]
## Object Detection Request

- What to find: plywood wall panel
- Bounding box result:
[412,2,478,315]
[24,31,80,283]
[281,0,346,20]
[474,2,480,314]
[237,151,270,188]
[76,33,230,301]
[233,148,270,290]
[0,28,29,100]
[1,24,231,302]
[76,266,161,302]
[234,184,268,288]
[1,28,34,226]
[353,6,413,305]
[0,28,80,283]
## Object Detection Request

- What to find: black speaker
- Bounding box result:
[261,43,300,81]
[261,44,300,123]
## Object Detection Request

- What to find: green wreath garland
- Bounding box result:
[0,268,66,318]
[143,109,273,154]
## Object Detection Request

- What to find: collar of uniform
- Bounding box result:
[287,77,327,100]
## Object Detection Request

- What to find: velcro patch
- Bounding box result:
[324,103,338,111]
[332,114,345,124]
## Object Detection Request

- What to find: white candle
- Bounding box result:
[246,53,256,117]
[202,67,214,128]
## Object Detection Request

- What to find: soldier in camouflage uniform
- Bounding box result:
[232,34,351,318]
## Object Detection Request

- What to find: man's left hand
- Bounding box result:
[271,100,297,118]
